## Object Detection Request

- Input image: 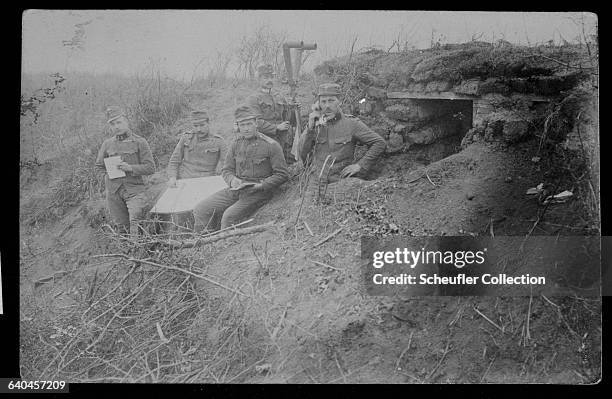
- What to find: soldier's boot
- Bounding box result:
[193,188,239,233]
[106,188,130,234]
[220,190,271,229]
[125,191,148,238]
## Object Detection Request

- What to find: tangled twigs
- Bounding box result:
[142,221,272,249]
[82,263,138,319]
[93,253,249,297]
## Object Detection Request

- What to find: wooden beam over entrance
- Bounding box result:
[387,91,476,100]
[386,91,551,102]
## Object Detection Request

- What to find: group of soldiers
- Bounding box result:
[95,64,387,237]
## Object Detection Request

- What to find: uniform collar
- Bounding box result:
[114,130,132,141]
[324,110,343,124]
[238,132,260,141]
[193,131,209,139]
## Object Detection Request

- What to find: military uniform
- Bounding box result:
[193,106,289,232]
[299,84,386,182]
[95,107,155,235]
[167,109,227,179]
[246,64,294,161]
[167,131,226,179]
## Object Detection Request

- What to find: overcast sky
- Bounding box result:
[22,10,597,80]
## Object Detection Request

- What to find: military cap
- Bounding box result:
[106,106,125,123]
[318,83,342,97]
[256,64,275,77]
[234,105,259,122]
[191,109,209,124]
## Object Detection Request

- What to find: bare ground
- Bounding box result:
[19,83,600,384]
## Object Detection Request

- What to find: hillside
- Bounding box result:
[19,42,600,383]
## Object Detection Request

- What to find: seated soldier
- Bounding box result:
[193,105,289,232]
[299,83,386,183]
[161,109,226,231]
[167,109,226,185]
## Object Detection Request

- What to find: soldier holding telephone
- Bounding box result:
[299,83,386,182]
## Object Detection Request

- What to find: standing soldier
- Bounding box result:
[299,83,386,183]
[246,63,294,162]
[95,106,156,236]
[167,109,226,185]
[193,105,289,232]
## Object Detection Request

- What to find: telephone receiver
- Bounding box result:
[311,101,322,122]
[311,102,331,126]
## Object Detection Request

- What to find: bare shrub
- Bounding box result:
[234,24,287,80]
[21,241,267,383]
[129,60,189,137]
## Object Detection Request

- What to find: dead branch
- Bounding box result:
[93,253,248,297]
[303,220,314,236]
[145,221,273,248]
[312,227,343,248]
[525,53,598,73]
[473,306,504,333]
[311,260,344,272]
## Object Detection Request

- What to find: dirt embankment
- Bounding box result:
[19,131,600,384]
[19,43,599,383]
[181,133,598,383]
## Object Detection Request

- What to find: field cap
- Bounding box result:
[106,106,125,123]
[318,83,341,97]
[256,64,275,77]
[235,105,258,122]
[191,109,209,124]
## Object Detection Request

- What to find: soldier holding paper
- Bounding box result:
[95,106,155,236]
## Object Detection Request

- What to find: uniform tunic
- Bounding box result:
[222,132,289,191]
[167,132,226,179]
[299,111,386,181]
[95,132,155,194]
[95,131,155,233]
[246,90,290,139]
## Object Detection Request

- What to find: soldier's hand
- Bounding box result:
[117,161,133,173]
[230,177,243,188]
[277,121,290,131]
[308,111,321,130]
[250,183,264,192]
[168,177,177,187]
[340,164,361,178]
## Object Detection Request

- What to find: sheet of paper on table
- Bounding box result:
[104,156,126,179]
[150,175,228,214]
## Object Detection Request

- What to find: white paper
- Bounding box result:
[150,176,228,214]
[104,156,126,179]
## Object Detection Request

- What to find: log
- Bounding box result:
[160,221,274,249]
